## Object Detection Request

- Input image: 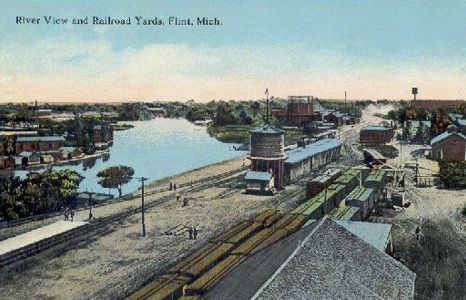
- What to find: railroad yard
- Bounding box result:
[0,104,464,300]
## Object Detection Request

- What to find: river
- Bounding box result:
[14,118,245,196]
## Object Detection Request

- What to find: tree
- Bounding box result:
[97,165,135,197]
[0,170,82,221]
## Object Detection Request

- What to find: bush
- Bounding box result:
[439,161,466,189]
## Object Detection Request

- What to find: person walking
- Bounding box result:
[193,227,198,240]
[187,227,193,239]
[183,197,189,207]
[64,209,69,221]
[70,210,75,222]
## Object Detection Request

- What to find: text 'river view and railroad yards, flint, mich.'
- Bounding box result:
[15,16,223,26]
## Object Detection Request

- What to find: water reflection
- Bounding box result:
[15,118,245,196]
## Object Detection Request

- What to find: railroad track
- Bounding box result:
[0,166,248,269]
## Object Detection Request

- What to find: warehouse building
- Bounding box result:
[204,217,414,300]
[360,125,394,145]
[15,136,65,153]
[430,125,466,161]
[284,139,342,183]
[271,96,320,127]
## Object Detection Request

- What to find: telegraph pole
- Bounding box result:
[138,177,149,237]
[265,88,270,124]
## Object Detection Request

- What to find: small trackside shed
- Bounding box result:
[360,125,394,145]
[284,139,342,183]
[245,171,274,195]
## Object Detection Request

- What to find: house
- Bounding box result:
[59,147,83,160]
[360,125,394,145]
[40,154,54,164]
[430,125,466,161]
[15,136,65,153]
[93,125,114,144]
[204,217,415,300]
[244,171,274,194]
[19,151,41,166]
[0,156,15,169]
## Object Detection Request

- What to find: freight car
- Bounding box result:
[345,187,375,220]
[329,206,361,221]
[306,167,343,198]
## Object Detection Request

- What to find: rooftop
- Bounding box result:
[362,125,393,131]
[206,217,415,300]
[285,139,342,164]
[250,125,284,134]
[16,136,65,143]
[333,220,391,252]
[253,217,415,300]
[430,131,466,145]
[245,171,272,182]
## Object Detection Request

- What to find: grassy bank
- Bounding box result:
[207,124,307,145]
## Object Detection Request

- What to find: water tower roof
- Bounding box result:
[250,125,283,134]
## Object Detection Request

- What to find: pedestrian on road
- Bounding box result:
[64,209,69,221]
[187,227,193,239]
[169,182,173,191]
[176,193,180,201]
[190,180,193,187]
[70,210,75,222]
[173,183,177,191]
[183,197,189,207]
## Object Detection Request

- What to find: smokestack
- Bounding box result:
[265,88,269,124]
[345,91,347,110]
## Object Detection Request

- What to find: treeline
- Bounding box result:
[0,170,83,221]
[160,100,274,126]
[0,102,154,123]
[319,99,369,118]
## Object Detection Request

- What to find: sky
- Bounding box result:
[0,0,465,102]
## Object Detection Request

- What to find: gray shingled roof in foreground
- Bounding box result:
[252,217,415,300]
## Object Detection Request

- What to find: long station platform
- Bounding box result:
[0,220,88,257]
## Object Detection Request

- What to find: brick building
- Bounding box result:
[359,125,394,145]
[324,112,345,127]
[412,100,465,110]
[15,136,65,153]
[430,125,466,161]
[271,96,319,127]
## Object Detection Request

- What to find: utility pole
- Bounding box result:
[265,88,270,124]
[138,177,149,237]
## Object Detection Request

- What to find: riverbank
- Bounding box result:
[207,123,306,144]
[24,150,109,171]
